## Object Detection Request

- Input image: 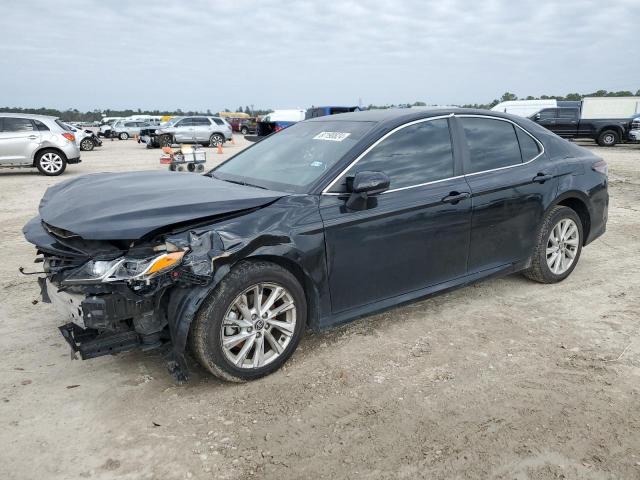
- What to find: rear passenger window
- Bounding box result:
[460,117,522,173]
[515,128,541,162]
[212,118,225,126]
[339,118,454,191]
[33,120,50,131]
[3,117,34,132]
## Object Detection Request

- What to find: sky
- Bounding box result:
[1,0,638,112]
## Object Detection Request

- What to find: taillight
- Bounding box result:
[592,159,608,176]
[62,132,75,142]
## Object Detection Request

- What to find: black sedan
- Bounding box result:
[23,108,609,381]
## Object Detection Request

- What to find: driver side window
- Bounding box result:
[330,118,454,193]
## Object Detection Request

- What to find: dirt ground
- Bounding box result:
[1,135,639,480]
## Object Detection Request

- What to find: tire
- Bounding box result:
[169,164,176,171]
[80,138,94,151]
[35,149,67,176]
[190,260,307,382]
[523,206,583,284]
[119,132,129,140]
[209,133,224,147]
[597,130,619,147]
[240,127,249,135]
[160,134,173,147]
[187,162,195,172]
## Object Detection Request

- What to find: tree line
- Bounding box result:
[2,89,639,122]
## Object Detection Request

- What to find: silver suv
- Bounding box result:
[0,114,81,176]
[154,116,232,147]
[111,120,152,140]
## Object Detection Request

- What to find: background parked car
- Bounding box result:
[64,123,102,151]
[237,118,257,135]
[98,118,119,137]
[110,120,153,140]
[0,113,80,175]
[141,116,232,148]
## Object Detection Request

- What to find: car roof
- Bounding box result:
[0,112,57,120]
[305,107,520,126]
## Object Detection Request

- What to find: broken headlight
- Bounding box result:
[62,252,185,284]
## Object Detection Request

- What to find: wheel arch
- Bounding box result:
[598,125,623,138]
[243,254,320,330]
[31,146,67,166]
[547,191,591,245]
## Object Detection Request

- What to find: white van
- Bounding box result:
[491,100,557,117]
[262,109,306,123]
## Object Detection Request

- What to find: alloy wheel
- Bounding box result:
[220,282,296,369]
[546,218,579,275]
[210,134,223,147]
[39,152,63,173]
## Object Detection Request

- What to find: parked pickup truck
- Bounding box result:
[530,106,632,146]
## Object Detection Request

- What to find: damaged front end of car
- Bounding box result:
[24,217,246,382]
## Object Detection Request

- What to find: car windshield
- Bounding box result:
[212,120,374,193]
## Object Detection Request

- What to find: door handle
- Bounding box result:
[441,191,470,204]
[533,172,553,183]
[28,135,38,140]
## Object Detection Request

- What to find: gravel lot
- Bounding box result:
[1,136,639,480]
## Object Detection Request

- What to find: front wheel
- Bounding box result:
[119,132,129,140]
[160,134,173,147]
[597,130,619,147]
[190,261,306,382]
[523,206,583,283]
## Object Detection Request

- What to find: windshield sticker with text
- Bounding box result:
[313,132,351,142]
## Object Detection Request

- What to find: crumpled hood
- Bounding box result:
[38,171,288,240]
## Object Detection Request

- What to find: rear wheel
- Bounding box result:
[209,133,224,147]
[119,132,129,140]
[523,206,583,283]
[190,261,306,382]
[80,138,94,151]
[240,126,249,135]
[597,130,619,147]
[35,150,67,176]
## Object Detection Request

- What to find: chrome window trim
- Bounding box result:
[321,113,545,196]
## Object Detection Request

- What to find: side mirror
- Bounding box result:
[534,113,541,120]
[346,171,390,210]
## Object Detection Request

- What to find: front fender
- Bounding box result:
[165,284,214,381]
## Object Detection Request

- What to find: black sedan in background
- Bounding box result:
[23,109,608,382]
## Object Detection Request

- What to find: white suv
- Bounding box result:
[0,113,81,176]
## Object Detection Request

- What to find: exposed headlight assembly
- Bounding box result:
[63,252,185,284]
